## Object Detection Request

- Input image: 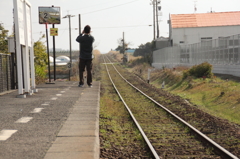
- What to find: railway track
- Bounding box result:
[102,54,239,159]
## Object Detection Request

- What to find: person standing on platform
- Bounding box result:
[76,25,95,87]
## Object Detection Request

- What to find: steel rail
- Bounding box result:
[104,55,239,159]
[103,56,161,159]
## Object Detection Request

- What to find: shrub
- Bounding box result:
[182,71,188,79]
[184,62,213,79]
[35,65,47,84]
[34,37,48,84]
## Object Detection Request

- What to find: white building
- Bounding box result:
[169,11,240,46]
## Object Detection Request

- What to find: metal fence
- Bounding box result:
[152,34,240,77]
[0,53,12,93]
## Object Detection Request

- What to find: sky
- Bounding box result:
[1,0,240,53]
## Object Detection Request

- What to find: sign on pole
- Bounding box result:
[50,28,58,36]
[14,0,25,45]
[39,6,61,83]
[67,62,71,69]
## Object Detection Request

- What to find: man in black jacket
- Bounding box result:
[76,25,95,87]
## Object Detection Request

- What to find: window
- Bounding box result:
[201,37,212,48]
[201,37,212,40]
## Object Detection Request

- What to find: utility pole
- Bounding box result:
[63,14,75,81]
[122,32,125,53]
[150,0,156,40]
[156,0,160,38]
[194,1,197,13]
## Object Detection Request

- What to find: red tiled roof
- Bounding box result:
[171,11,240,28]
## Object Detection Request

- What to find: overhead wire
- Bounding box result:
[76,0,140,15]
[66,0,121,12]
[94,24,152,29]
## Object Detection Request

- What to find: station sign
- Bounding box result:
[39,6,61,24]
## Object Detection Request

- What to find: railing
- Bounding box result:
[152,34,240,77]
[0,53,12,93]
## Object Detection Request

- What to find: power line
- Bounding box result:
[81,0,140,15]
[67,0,121,12]
[94,24,152,29]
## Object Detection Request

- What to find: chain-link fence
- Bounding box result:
[152,34,240,77]
[0,53,12,93]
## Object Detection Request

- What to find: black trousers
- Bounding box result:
[79,58,93,86]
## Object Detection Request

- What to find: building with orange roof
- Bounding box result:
[169,11,240,46]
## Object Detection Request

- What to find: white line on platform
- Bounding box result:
[60,91,65,93]
[0,130,18,141]
[15,117,33,123]
[41,103,49,106]
[56,94,62,96]
[31,108,44,113]
[51,97,57,100]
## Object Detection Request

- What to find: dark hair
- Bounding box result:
[84,25,91,34]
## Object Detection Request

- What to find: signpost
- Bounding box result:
[39,6,61,82]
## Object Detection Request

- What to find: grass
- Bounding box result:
[149,68,240,125]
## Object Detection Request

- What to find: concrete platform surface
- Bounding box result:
[0,81,100,159]
[44,81,100,159]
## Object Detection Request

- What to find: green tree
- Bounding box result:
[133,41,155,64]
[34,35,48,84]
[115,38,131,53]
[134,41,155,57]
[0,25,9,53]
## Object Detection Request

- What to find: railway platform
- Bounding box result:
[0,81,100,159]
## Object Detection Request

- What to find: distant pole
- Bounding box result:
[69,16,72,81]
[152,0,156,40]
[63,14,75,81]
[156,0,159,38]
[123,32,125,53]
